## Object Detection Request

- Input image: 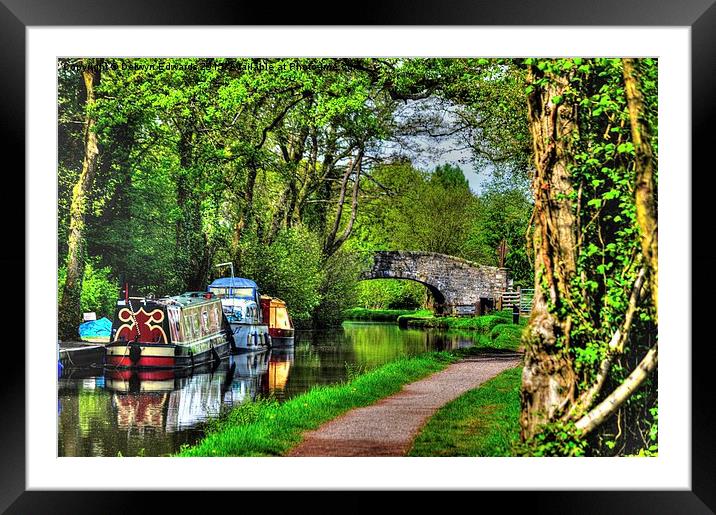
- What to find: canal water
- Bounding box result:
[58,322,489,457]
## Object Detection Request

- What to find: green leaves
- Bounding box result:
[617,142,635,154]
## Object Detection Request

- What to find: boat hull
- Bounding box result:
[58,342,106,368]
[230,323,271,352]
[268,327,294,346]
[105,335,231,370]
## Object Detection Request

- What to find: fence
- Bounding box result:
[519,289,535,313]
[500,288,535,314]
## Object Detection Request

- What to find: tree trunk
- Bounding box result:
[58,61,101,341]
[175,129,208,290]
[622,58,658,321]
[520,64,579,440]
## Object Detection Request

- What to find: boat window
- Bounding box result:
[209,286,255,299]
[201,310,208,333]
[275,308,292,329]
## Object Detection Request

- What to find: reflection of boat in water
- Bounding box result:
[106,360,235,432]
[260,296,295,346]
[208,277,271,352]
[103,351,278,433]
[105,292,232,369]
[267,346,294,393]
[225,349,271,406]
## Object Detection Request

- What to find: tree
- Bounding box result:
[432,163,469,190]
[520,59,580,440]
[463,184,534,285]
[519,58,658,455]
[58,59,102,340]
[572,58,658,437]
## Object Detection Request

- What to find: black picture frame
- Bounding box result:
[3,1,713,512]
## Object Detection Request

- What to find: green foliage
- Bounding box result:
[58,258,119,319]
[396,310,524,351]
[524,58,658,456]
[355,279,425,309]
[238,226,323,326]
[516,421,588,457]
[343,307,428,322]
[463,184,534,284]
[312,250,365,328]
[632,405,658,457]
[353,162,478,258]
[58,57,537,328]
[490,324,525,350]
[431,163,470,190]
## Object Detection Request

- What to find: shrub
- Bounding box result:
[355,279,425,309]
[238,226,324,326]
[58,258,119,319]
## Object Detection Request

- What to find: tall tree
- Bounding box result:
[572,58,659,436]
[58,59,102,340]
[519,58,658,455]
[520,61,579,439]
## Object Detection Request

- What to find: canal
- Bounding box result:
[58,322,490,456]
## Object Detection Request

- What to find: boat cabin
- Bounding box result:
[106,292,232,369]
[260,296,294,340]
[111,292,225,345]
[208,277,264,325]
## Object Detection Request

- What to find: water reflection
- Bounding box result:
[58,322,491,456]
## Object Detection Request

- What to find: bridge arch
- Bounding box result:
[360,251,507,313]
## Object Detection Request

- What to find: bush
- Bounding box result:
[58,259,119,319]
[312,250,364,328]
[355,279,425,309]
[238,226,324,326]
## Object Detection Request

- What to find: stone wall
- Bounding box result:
[362,251,508,306]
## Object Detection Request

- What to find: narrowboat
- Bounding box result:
[260,296,295,345]
[207,277,271,352]
[105,292,232,369]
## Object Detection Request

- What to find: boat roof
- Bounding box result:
[260,295,287,306]
[156,292,220,308]
[208,277,258,289]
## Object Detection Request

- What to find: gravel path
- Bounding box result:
[288,352,522,457]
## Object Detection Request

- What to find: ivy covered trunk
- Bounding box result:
[520,65,579,440]
[58,62,101,341]
[622,58,658,319]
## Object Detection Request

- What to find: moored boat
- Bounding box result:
[260,295,295,345]
[105,292,232,369]
[208,277,271,352]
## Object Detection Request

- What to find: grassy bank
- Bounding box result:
[343,307,431,322]
[399,310,526,351]
[177,352,458,457]
[397,309,522,330]
[408,365,523,456]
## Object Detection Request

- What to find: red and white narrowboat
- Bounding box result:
[105,292,232,369]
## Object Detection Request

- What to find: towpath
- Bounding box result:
[288,352,522,457]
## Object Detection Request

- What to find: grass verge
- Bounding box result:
[408,365,523,456]
[398,309,524,331]
[343,307,431,322]
[177,351,458,457]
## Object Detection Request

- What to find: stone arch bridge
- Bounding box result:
[361,251,508,314]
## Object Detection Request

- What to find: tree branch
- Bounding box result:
[575,343,658,436]
[566,266,647,420]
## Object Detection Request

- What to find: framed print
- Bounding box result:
[3,0,715,512]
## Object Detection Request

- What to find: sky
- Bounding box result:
[380,96,492,195]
